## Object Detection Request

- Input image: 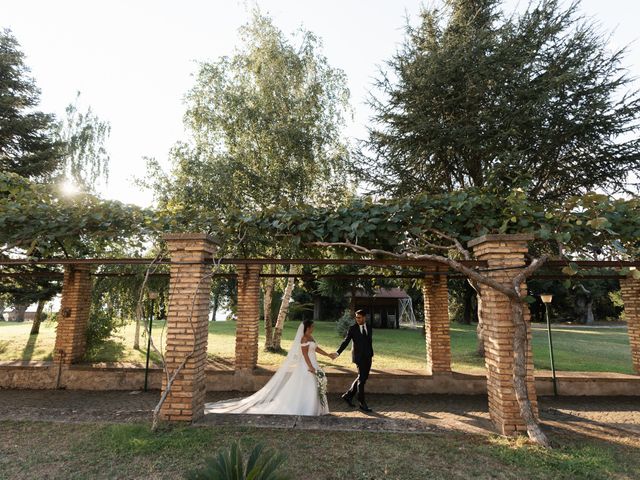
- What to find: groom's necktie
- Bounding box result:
[360,324,367,336]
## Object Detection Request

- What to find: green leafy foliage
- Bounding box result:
[85,303,121,355]
[242,188,640,260]
[0,29,64,179]
[336,309,354,337]
[186,442,288,480]
[143,11,353,256]
[0,171,162,257]
[358,0,640,201]
[54,91,111,192]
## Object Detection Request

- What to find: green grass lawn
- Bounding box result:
[0,320,634,374]
[1,420,639,480]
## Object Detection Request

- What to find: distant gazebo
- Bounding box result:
[347,287,411,329]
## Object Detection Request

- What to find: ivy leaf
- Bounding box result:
[612,240,627,254]
[586,217,611,230]
[538,226,551,240]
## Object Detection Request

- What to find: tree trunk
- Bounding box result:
[271,265,298,351]
[133,314,141,349]
[313,295,321,321]
[263,264,276,350]
[30,299,46,335]
[471,280,485,357]
[510,294,550,447]
[461,281,474,324]
[13,304,28,322]
[212,292,219,322]
[585,299,594,324]
[349,285,356,316]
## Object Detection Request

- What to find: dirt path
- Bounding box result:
[1,389,638,445]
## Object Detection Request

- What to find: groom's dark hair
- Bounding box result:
[355,309,366,316]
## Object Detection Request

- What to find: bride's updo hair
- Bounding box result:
[302,319,314,333]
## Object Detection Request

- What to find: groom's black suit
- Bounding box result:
[337,322,374,404]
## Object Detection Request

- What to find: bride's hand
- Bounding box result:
[308,367,316,374]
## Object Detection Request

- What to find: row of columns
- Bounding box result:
[52,233,640,434]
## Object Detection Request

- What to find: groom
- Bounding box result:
[331,309,373,412]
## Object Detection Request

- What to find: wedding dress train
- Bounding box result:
[204,323,329,416]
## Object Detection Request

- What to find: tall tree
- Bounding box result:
[144,11,352,238]
[0,29,64,179]
[359,0,640,201]
[54,92,111,192]
[143,11,353,347]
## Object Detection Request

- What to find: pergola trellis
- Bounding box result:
[1,232,639,437]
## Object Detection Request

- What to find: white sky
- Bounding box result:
[3,0,639,207]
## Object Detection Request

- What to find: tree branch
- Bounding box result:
[306,241,517,298]
[425,228,473,260]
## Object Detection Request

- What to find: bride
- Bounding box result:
[205,320,332,416]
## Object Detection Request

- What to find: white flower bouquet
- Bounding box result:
[315,369,328,407]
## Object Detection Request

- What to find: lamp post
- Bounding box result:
[540,293,558,396]
[144,291,159,392]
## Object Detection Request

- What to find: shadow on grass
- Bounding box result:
[207,354,233,367]
[148,349,163,365]
[0,340,8,355]
[480,432,634,480]
[21,334,38,361]
[541,396,640,415]
[85,340,126,363]
[263,347,289,357]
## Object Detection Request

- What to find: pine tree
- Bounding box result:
[361,0,640,201]
[0,29,63,179]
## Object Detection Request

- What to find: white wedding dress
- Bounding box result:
[205,323,329,416]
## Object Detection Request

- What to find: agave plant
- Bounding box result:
[186,442,289,480]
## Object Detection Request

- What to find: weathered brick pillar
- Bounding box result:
[422,266,451,374]
[620,276,640,374]
[54,264,93,364]
[468,234,537,436]
[160,233,216,422]
[235,264,261,373]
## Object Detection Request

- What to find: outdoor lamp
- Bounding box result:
[540,293,557,395]
[144,291,159,391]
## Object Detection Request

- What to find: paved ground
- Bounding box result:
[0,389,638,444]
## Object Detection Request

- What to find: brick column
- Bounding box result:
[235,264,261,372]
[160,233,216,423]
[620,276,640,374]
[468,234,537,436]
[54,264,93,364]
[422,266,451,374]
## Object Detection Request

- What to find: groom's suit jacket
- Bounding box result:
[337,323,374,365]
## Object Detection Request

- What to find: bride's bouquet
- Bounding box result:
[315,369,328,408]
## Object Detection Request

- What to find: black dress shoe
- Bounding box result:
[341,394,356,408]
[359,403,372,413]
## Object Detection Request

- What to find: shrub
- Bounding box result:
[186,442,288,480]
[85,305,119,353]
[336,309,354,337]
